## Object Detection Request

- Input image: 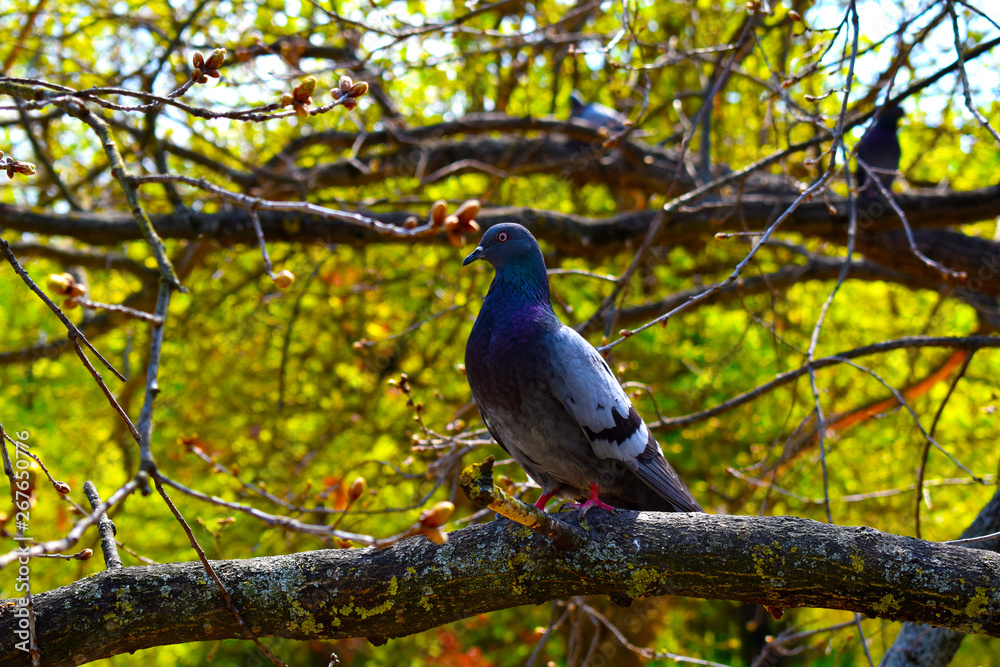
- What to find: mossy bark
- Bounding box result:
[2,511,999,666]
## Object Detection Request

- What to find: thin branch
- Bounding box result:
[582,603,733,667]
[653,335,1000,430]
[805,0,863,525]
[131,173,445,239]
[0,477,141,569]
[835,356,982,482]
[136,280,173,477]
[154,475,289,667]
[915,350,974,538]
[0,235,125,381]
[459,457,586,549]
[72,297,163,324]
[948,3,1000,144]
[55,101,182,288]
[82,481,122,570]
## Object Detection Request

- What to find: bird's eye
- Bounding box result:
[498,232,508,242]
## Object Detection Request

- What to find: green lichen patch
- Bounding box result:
[965,586,990,618]
[850,551,864,574]
[750,544,786,585]
[334,596,394,620]
[872,593,901,615]
[628,567,663,599]
[288,600,323,634]
[356,598,393,619]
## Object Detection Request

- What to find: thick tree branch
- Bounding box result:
[654,335,1000,430]
[1,185,997,253]
[2,512,1000,665]
[614,258,950,330]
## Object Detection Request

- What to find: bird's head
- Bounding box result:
[876,104,905,128]
[462,223,544,272]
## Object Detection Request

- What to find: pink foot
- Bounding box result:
[567,483,616,516]
[534,487,560,510]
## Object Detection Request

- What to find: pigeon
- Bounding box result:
[463,223,703,514]
[855,104,904,195]
[569,90,627,133]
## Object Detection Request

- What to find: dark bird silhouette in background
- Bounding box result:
[855,104,904,196]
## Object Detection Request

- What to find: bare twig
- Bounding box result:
[136,280,174,479]
[948,3,1000,144]
[805,0,864,525]
[82,481,122,569]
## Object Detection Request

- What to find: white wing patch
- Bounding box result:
[547,326,649,461]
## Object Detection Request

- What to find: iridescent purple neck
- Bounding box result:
[485,299,557,356]
[480,263,557,339]
[484,248,552,309]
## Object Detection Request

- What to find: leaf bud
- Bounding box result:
[423,527,448,544]
[348,476,367,502]
[431,200,448,226]
[455,199,480,225]
[295,76,317,101]
[273,270,296,288]
[47,273,75,295]
[420,502,454,528]
[205,47,227,70]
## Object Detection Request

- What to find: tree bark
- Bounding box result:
[1,185,998,253]
[2,512,999,666]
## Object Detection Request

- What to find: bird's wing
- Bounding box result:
[627,434,703,512]
[547,325,702,512]
[545,326,651,462]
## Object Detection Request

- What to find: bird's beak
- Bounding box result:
[462,246,483,266]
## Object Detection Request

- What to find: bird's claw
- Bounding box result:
[567,484,617,516]
[567,499,617,517]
